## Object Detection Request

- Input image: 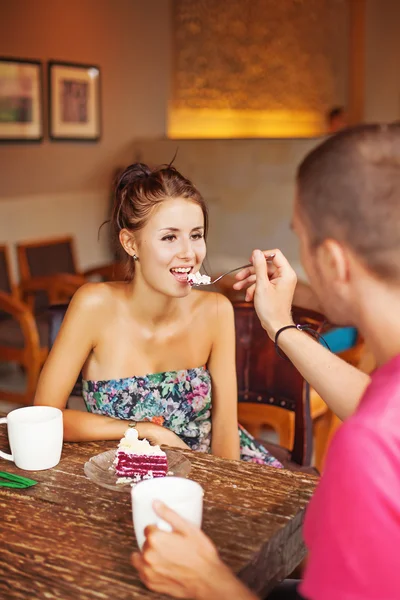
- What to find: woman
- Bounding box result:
[34,163,281,467]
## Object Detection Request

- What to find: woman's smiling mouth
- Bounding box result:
[170,267,193,284]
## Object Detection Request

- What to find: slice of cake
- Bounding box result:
[114,428,168,483]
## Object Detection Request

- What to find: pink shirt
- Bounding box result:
[301,354,400,600]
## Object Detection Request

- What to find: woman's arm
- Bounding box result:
[207,294,240,460]
[34,283,130,441]
[34,284,185,446]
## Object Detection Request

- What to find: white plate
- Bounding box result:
[84,448,192,492]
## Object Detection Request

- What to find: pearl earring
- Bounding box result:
[133,254,138,261]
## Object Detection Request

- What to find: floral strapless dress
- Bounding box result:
[82,365,283,468]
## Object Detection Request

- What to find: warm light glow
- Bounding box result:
[168,108,325,139]
[88,68,99,79]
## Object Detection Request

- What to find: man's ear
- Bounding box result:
[315,239,350,284]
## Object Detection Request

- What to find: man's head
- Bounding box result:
[327,106,347,133]
[293,123,400,325]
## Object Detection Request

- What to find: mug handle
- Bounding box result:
[0,417,13,462]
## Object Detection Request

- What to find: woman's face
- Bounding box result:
[133,197,207,298]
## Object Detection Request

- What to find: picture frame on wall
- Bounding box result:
[48,61,101,141]
[0,57,43,142]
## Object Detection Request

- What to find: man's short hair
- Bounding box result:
[297,123,400,281]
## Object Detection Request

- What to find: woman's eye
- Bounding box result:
[191,233,204,240]
[162,235,176,242]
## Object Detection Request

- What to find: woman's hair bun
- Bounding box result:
[115,163,151,193]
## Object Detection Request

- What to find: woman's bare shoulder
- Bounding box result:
[191,290,234,319]
[69,281,128,314]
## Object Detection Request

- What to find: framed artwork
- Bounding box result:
[0,57,43,142]
[48,61,101,141]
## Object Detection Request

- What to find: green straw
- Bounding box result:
[0,471,38,488]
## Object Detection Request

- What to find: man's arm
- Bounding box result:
[234,250,370,421]
[194,562,258,600]
[267,326,369,421]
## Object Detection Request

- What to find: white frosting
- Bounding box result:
[187,271,211,285]
[117,428,166,457]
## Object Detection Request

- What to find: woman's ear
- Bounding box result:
[316,239,350,284]
[119,229,137,258]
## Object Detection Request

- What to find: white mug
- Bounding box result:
[0,406,63,471]
[131,476,204,550]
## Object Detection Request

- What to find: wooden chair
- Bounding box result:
[0,245,48,405]
[17,235,123,312]
[233,302,319,472]
[234,299,366,472]
[235,302,331,449]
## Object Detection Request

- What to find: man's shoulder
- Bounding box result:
[326,418,400,490]
[351,358,400,445]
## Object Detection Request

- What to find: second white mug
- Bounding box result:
[131,476,204,550]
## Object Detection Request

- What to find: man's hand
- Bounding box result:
[233,249,297,339]
[132,500,223,598]
[133,501,260,600]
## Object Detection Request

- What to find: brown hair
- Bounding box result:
[297,123,400,281]
[111,163,208,277]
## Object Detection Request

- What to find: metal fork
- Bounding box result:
[193,254,275,286]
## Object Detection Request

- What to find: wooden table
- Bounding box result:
[0,429,318,599]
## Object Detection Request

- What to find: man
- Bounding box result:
[326,106,347,134]
[132,124,400,599]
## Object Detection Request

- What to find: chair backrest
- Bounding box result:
[17,236,78,280]
[48,303,82,396]
[17,236,78,313]
[0,245,17,321]
[0,245,14,296]
[233,302,315,466]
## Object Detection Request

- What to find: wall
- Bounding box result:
[364,0,400,122]
[0,0,171,277]
[131,0,400,282]
[1,0,400,282]
[170,0,349,138]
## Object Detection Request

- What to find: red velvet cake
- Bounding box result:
[114,428,168,483]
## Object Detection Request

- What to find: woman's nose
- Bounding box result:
[177,239,196,260]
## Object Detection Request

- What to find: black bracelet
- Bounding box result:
[274,323,331,360]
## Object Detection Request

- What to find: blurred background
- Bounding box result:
[0,0,397,468]
[2,0,399,278]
